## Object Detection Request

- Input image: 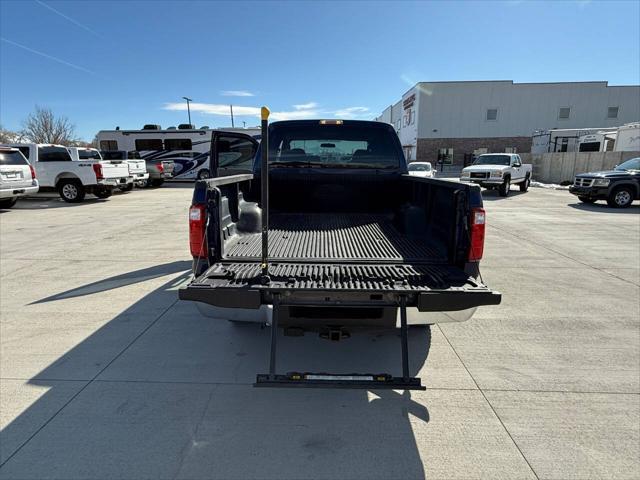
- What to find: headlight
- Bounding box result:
[593,178,610,187]
[461,171,470,177]
[490,171,503,177]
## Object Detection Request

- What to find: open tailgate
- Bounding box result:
[179,261,501,311]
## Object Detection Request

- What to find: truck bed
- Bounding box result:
[225,213,447,263]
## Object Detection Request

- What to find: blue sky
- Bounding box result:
[1,0,639,140]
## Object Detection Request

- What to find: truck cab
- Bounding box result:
[179,118,501,390]
[0,143,125,202]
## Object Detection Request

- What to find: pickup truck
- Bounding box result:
[460,153,532,196]
[0,147,39,208]
[569,157,640,208]
[68,147,133,191]
[1,143,128,202]
[99,150,150,190]
[179,116,501,390]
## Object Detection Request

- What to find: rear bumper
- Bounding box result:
[193,302,479,325]
[98,177,129,187]
[568,185,608,199]
[0,183,39,198]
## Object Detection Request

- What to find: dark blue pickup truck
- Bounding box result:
[179,118,501,389]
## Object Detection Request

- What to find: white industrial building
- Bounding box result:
[374,80,640,166]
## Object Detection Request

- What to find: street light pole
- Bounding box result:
[182,96,192,126]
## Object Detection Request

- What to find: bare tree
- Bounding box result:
[21,106,77,145]
[0,125,23,143]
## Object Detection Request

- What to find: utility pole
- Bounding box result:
[242,121,246,128]
[230,104,235,127]
[182,97,192,125]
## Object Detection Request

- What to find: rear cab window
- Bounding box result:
[78,149,102,160]
[268,122,403,169]
[37,146,72,162]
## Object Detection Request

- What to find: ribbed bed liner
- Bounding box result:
[226,214,446,262]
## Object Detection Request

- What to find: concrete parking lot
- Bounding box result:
[1,185,638,479]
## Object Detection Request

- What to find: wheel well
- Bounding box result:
[610,182,639,197]
[55,174,81,187]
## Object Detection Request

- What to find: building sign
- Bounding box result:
[403,93,416,110]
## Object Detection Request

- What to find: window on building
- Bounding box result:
[99,140,118,151]
[560,138,569,152]
[607,106,619,119]
[135,138,163,151]
[505,146,517,153]
[164,138,192,151]
[558,107,571,119]
[437,148,453,165]
[395,119,401,131]
[486,108,498,121]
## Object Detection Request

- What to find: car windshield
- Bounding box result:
[0,151,28,165]
[615,158,640,171]
[268,123,401,169]
[78,149,102,160]
[474,155,511,166]
[408,163,431,171]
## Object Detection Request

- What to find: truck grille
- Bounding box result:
[470,172,488,179]
[574,177,593,187]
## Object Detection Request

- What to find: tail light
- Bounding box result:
[189,205,207,257]
[157,163,164,173]
[29,164,36,180]
[92,163,104,180]
[468,207,485,261]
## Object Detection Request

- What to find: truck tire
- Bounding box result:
[607,186,634,208]
[58,180,85,203]
[120,183,134,192]
[94,188,113,199]
[498,176,511,197]
[519,175,530,192]
[151,179,165,187]
[197,169,210,180]
[578,196,596,204]
[0,197,18,209]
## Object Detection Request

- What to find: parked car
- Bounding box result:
[569,157,640,208]
[68,147,133,191]
[0,143,127,202]
[407,161,435,178]
[179,118,501,390]
[460,153,532,196]
[0,147,39,208]
[100,150,149,190]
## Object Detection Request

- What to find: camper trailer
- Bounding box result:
[531,127,617,154]
[614,123,640,152]
[96,125,260,181]
[577,131,617,152]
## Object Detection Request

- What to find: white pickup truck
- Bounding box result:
[69,147,147,191]
[460,153,532,196]
[99,150,149,190]
[1,143,129,202]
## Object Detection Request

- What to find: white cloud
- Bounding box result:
[293,102,318,110]
[163,102,370,121]
[220,90,255,97]
[333,107,370,118]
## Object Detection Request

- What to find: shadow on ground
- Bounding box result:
[568,202,640,213]
[0,261,431,479]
